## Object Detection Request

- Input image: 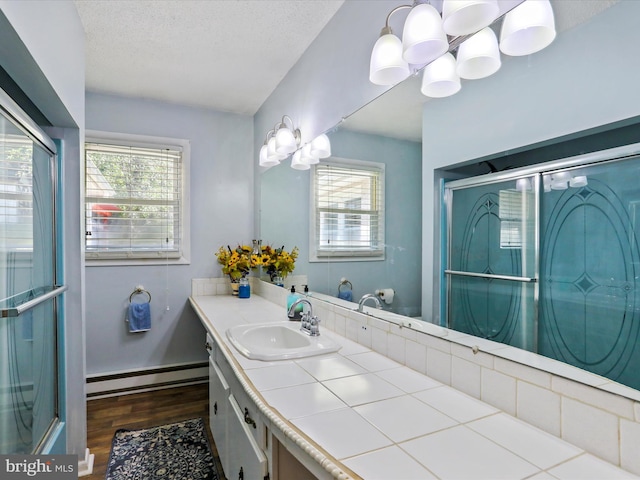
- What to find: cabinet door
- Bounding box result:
[209,357,230,475]
[227,394,268,480]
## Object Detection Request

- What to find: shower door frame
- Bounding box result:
[444,171,541,352]
[0,87,66,453]
[442,141,640,354]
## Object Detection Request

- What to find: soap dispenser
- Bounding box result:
[287,285,302,320]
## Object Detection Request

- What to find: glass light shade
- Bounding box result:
[551,171,571,182]
[550,172,570,190]
[570,175,588,188]
[421,53,461,98]
[369,33,411,86]
[500,0,556,56]
[302,143,319,165]
[275,126,297,155]
[456,27,501,80]
[516,178,532,192]
[442,0,499,37]
[259,144,279,167]
[402,3,449,65]
[267,136,285,163]
[310,134,331,158]
[290,150,310,170]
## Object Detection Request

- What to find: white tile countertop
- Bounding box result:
[190,294,638,480]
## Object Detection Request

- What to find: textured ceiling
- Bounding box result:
[74,0,345,115]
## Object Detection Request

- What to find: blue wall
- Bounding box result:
[84,93,253,375]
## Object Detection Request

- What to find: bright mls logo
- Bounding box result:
[0,455,75,479]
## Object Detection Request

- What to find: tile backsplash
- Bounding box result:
[192,277,640,475]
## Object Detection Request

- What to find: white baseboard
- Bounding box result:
[78,448,95,477]
[86,362,208,399]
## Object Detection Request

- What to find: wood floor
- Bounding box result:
[85,382,226,479]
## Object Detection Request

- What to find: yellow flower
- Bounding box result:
[261,245,298,280]
[216,243,298,281]
[216,244,252,281]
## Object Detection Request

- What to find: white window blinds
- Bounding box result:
[85,141,183,260]
[0,135,34,250]
[499,188,533,249]
[312,161,385,259]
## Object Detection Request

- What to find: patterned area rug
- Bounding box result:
[106,418,221,480]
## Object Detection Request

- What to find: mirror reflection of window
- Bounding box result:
[311,159,385,261]
[498,189,527,249]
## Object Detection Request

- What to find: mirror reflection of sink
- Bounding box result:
[226,322,341,361]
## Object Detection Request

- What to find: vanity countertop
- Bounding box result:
[190,294,638,480]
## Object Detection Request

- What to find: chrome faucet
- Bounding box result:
[357,293,383,313]
[288,298,321,336]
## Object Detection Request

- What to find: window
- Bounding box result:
[499,187,533,249]
[311,159,385,261]
[84,132,190,263]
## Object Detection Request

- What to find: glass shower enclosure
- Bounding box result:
[0,89,64,453]
[444,146,640,391]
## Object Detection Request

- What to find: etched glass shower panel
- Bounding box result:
[448,178,537,351]
[540,162,640,389]
[0,111,58,453]
[449,276,536,349]
[449,181,536,277]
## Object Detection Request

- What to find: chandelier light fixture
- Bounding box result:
[369,0,556,99]
[258,116,331,169]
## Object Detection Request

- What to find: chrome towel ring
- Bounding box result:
[129,287,151,303]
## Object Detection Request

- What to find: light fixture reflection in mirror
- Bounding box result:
[258,117,331,169]
[310,133,331,159]
[456,27,502,80]
[442,0,500,37]
[500,0,556,56]
[515,177,532,192]
[290,150,310,170]
[302,143,320,165]
[421,52,461,98]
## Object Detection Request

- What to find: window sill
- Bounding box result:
[85,256,190,267]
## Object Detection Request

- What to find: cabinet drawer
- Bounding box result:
[227,393,268,480]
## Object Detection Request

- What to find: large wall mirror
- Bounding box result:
[260,1,640,395]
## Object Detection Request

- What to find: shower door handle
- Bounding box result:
[445,270,537,283]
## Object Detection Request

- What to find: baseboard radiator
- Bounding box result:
[86,362,208,399]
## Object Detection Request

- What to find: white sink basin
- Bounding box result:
[226,322,341,361]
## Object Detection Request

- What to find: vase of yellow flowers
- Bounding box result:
[259,245,299,284]
[215,245,256,295]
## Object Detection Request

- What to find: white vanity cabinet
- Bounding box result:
[206,333,268,480]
